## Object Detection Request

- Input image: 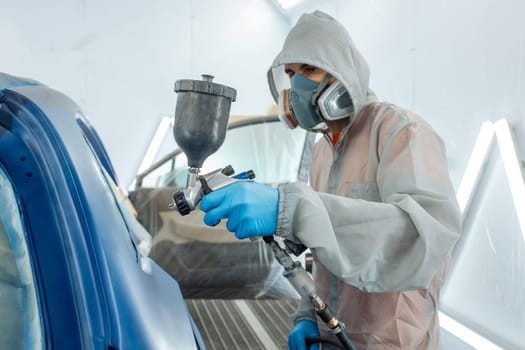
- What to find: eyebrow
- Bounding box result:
[285,64,312,75]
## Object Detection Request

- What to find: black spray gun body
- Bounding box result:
[170,74,355,350]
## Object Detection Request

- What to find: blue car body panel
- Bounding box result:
[0,80,204,349]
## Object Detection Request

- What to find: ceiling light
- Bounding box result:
[275,0,304,9]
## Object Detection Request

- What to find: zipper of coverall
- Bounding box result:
[323,132,344,314]
[323,116,356,314]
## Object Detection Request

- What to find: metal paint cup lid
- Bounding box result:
[174,74,237,101]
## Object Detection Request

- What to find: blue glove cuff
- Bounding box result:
[288,320,320,350]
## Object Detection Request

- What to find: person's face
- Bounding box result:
[284,63,348,133]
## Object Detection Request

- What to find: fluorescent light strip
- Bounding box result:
[136,116,174,174]
[494,119,525,240]
[447,118,525,348]
[456,121,495,214]
[439,311,502,349]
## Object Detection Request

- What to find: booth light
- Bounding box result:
[456,121,495,214]
[136,116,174,175]
[439,311,502,350]
[455,118,525,240]
[446,118,525,348]
[275,0,304,9]
[494,118,525,240]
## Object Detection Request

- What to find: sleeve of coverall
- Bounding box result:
[276,120,461,293]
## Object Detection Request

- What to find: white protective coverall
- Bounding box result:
[268,11,462,349]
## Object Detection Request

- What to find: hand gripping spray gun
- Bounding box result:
[170,75,355,350]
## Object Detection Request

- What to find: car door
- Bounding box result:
[0,77,204,349]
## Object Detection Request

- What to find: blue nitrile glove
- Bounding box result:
[200,181,279,239]
[288,320,320,350]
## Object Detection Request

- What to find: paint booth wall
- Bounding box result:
[0,0,290,187]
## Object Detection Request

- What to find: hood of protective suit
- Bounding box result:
[267,11,377,122]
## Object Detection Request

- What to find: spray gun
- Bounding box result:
[169,74,355,350]
[169,74,253,214]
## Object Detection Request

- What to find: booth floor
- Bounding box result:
[186,298,476,350]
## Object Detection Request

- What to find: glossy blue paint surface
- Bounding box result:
[0,80,204,349]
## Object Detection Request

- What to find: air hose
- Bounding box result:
[306,335,348,349]
[262,236,356,350]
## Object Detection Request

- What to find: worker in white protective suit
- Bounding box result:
[200,10,461,350]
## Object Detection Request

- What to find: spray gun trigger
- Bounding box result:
[199,176,213,195]
[284,239,308,256]
[221,165,235,176]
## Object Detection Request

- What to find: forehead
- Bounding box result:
[284,63,303,71]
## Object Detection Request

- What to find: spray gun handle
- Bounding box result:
[199,167,255,194]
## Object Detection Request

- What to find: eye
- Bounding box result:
[285,69,295,78]
[304,66,317,73]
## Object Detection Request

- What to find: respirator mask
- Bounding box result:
[278,73,354,131]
